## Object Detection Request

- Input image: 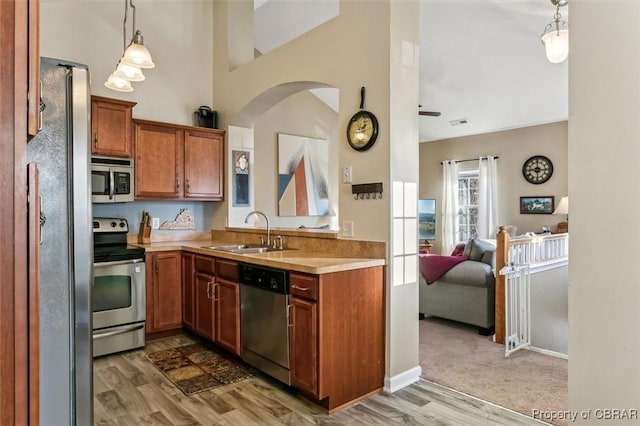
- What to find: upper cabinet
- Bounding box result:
[134,119,224,201]
[91,96,136,158]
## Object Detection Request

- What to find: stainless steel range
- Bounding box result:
[92,217,146,357]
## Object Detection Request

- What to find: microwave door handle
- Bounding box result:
[109,168,115,200]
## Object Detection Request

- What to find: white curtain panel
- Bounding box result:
[441,160,459,255]
[478,155,499,239]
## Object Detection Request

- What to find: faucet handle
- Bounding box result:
[259,235,266,246]
[273,235,284,250]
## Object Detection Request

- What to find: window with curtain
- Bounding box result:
[458,170,479,242]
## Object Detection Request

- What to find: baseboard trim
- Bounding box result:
[383,365,422,393]
[529,346,568,360]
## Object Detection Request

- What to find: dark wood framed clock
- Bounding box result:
[346,87,378,151]
[522,155,553,184]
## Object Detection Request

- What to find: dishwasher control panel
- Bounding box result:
[239,263,289,294]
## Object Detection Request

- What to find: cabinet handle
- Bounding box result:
[38,80,43,131]
[291,285,309,291]
[154,259,159,274]
[213,282,219,301]
[206,281,211,299]
[93,134,98,148]
[176,178,181,193]
[186,179,190,193]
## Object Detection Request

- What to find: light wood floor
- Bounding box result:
[93,334,548,425]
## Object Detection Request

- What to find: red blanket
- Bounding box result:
[419,254,468,284]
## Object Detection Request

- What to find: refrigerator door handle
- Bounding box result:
[39,193,45,245]
[109,168,115,200]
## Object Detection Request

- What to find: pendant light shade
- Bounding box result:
[121,30,155,69]
[542,20,569,64]
[113,61,145,81]
[104,72,133,92]
[541,0,569,64]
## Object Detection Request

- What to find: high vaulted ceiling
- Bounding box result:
[254,0,569,143]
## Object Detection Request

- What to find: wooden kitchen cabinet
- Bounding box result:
[134,119,224,200]
[146,251,182,334]
[190,255,241,355]
[289,268,385,412]
[27,0,40,138]
[182,253,195,330]
[91,96,136,158]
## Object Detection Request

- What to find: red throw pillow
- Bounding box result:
[451,243,466,256]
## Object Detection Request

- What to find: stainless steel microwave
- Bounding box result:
[91,157,134,203]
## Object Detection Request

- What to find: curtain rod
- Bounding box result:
[440,156,499,165]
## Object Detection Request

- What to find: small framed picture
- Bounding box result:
[520,196,555,214]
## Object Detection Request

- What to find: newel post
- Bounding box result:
[495,226,509,344]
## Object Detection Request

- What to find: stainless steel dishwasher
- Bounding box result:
[239,263,291,385]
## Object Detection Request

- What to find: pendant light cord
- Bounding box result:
[122,0,128,51]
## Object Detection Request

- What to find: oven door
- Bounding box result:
[93,259,145,330]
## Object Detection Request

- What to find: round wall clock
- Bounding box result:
[522,155,553,184]
[346,87,379,151]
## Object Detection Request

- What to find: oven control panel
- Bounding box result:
[93,217,129,233]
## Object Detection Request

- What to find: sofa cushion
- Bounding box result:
[440,260,494,288]
[463,238,496,264]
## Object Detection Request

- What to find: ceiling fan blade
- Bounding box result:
[419,111,441,117]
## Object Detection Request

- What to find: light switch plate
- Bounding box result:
[342,166,352,184]
[342,220,354,238]
[152,217,160,230]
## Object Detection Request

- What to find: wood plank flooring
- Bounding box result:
[93,334,549,425]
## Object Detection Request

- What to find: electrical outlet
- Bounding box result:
[342,220,354,238]
[342,166,352,184]
[152,217,160,230]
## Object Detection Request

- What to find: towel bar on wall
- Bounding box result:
[352,182,383,200]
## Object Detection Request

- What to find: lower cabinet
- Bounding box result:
[146,251,182,334]
[182,253,195,330]
[289,267,385,412]
[190,255,241,356]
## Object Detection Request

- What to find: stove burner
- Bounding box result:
[93,217,145,263]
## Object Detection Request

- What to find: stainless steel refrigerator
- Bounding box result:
[26,58,93,425]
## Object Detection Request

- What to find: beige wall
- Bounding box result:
[419,121,568,253]
[569,2,640,420]
[40,0,214,126]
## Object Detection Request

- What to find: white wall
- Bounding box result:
[569,1,640,421]
[419,121,568,254]
[41,0,213,126]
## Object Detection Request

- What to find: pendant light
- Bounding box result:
[105,0,153,92]
[541,0,569,64]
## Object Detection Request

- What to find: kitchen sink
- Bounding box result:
[200,244,285,254]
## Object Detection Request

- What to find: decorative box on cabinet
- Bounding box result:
[145,251,182,334]
[91,96,136,158]
[134,119,224,200]
[289,267,385,412]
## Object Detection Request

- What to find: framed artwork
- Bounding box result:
[520,196,554,214]
[277,133,329,216]
[418,199,436,241]
[232,150,250,207]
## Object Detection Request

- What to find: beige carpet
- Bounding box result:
[420,316,568,426]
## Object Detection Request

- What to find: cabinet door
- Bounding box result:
[27,0,40,137]
[290,297,318,396]
[181,253,195,330]
[152,252,182,331]
[194,272,215,341]
[134,121,183,199]
[184,129,224,200]
[91,96,135,157]
[215,278,240,355]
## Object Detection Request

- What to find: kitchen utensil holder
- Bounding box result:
[138,223,151,244]
[352,182,383,200]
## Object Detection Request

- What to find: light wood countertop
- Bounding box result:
[133,239,385,274]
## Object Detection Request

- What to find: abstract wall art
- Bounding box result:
[277,133,329,216]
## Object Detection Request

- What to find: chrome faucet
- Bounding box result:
[244,210,270,247]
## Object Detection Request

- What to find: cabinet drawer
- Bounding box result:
[290,273,318,301]
[195,255,215,275]
[216,258,238,282]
